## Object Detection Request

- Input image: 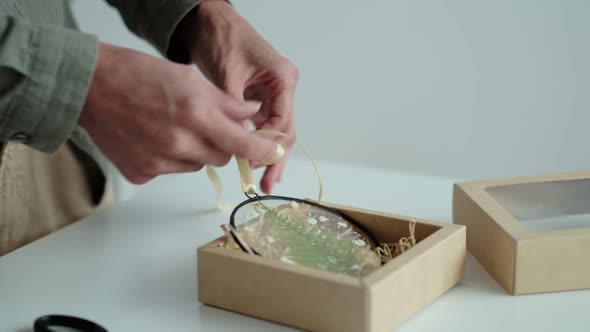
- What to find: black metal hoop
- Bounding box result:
[228,195,378,255]
[34,315,107,332]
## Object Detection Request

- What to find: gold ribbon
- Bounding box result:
[206,165,235,212]
[206,130,324,212]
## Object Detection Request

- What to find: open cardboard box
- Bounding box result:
[453,171,590,295]
[198,201,466,332]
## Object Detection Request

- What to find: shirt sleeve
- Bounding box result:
[0,15,98,152]
[104,0,202,64]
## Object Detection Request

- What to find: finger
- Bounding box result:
[223,73,247,101]
[260,122,295,165]
[157,160,205,175]
[194,141,232,167]
[244,83,267,102]
[250,120,294,169]
[248,129,293,172]
[119,167,153,185]
[259,122,294,192]
[241,119,250,129]
[260,153,288,194]
[260,138,292,194]
[223,98,261,122]
[201,111,277,162]
[252,90,295,152]
[141,156,205,177]
[261,87,294,131]
[180,137,233,167]
[162,129,232,167]
[183,141,232,167]
[115,143,157,184]
[125,174,153,185]
[219,75,263,121]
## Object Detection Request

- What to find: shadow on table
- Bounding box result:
[455,254,508,295]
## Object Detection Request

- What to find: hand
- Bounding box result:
[178,1,299,194]
[80,42,277,185]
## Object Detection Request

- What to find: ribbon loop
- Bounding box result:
[206,130,324,212]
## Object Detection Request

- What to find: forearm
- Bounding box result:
[103,0,202,63]
[0,15,97,152]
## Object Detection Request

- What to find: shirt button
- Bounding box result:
[10,132,31,144]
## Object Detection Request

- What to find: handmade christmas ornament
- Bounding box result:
[208,130,416,277]
[229,195,382,276]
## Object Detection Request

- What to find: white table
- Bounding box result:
[1,159,589,331]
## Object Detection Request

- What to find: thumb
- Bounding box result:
[220,75,263,121]
[224,99,262,121]
[224,76,246,101]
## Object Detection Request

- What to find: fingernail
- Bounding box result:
[262,143,285,166]
[245,100,262,112]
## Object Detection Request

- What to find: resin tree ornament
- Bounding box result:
[225,131,381,277]
[230,195,381,276]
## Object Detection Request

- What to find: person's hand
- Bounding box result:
[178,0,299,194]
[79,42,277,185]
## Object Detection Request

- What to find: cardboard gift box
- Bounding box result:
[453,171,590,295]
[198,201,466,332]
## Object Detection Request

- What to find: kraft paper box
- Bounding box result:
[453,171,590,295]
[198,202,466,332]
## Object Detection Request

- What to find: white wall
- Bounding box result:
[72,0,590,180]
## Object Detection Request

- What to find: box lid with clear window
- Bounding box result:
[453,171,590,295]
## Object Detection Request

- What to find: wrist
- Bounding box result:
[174,0,236,52]
[80,42,114,128]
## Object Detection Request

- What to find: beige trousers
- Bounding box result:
[0,141,113,256]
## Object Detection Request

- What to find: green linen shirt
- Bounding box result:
[0,0,200,174]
